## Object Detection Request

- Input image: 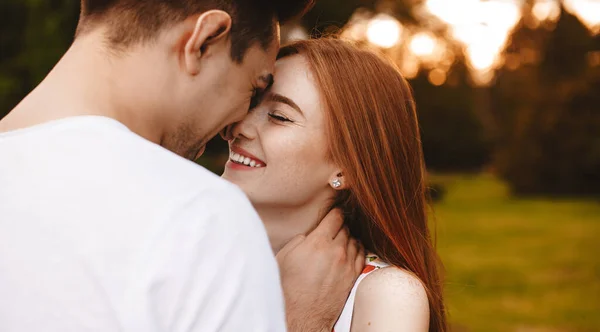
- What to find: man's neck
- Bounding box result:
[255,196,333,253]
[0,30,166,144]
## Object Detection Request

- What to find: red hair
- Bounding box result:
[279,38,447,331]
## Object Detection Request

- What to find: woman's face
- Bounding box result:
[221,55,338,208]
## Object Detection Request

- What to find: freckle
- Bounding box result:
[368,322,371,326]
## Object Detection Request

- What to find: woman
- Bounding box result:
[222,38,446,331]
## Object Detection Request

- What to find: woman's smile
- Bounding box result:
[226,145,266,170]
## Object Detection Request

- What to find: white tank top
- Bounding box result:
[333,253,390,332]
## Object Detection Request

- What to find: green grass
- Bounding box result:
[430,174,600,332]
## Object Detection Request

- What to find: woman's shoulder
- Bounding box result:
[357,265,429,304]
[360,254,427,297]
[351,264,430,331]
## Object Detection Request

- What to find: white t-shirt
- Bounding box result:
[0,116,286,332]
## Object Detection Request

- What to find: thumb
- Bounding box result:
[276,234,306,260]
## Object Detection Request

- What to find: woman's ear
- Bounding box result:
[183,10,232,75]
[329,171,348,190]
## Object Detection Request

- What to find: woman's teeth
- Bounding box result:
[230,152,264,168]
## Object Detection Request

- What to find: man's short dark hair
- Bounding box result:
[77,0,314,62]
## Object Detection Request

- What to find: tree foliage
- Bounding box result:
[0,0,79,118]
[492,8,600,195]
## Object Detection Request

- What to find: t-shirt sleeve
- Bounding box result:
[140,185,287,332]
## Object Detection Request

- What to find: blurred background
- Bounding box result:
[1,0,599,330]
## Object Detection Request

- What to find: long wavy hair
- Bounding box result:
[278,38,447,332]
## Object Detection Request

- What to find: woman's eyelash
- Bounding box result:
[268,113,292,123]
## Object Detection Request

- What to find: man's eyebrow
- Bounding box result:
[259,74,274,89]
[264,93,303,116]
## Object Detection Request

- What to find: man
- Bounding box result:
[0,1,363,331]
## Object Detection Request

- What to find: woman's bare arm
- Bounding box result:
[350,267,430,332]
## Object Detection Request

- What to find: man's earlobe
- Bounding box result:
[184,10,232,75]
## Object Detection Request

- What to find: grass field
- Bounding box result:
[430,174,600,332]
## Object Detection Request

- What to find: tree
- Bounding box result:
[492,6,600,195]
[412,58,491,171]
[0,0,79,118]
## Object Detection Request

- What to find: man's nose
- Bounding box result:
[229,109,261,141]
[220,124,235,141]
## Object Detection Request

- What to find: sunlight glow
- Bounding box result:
[400,55,420,79]
[425,0,475,27]
[468,44,498,71]
[410,32,437,57]
[471,69,496,86]
[479,0,522,31]
[564,0,600,33]
[532,0,561,22]
[366,14,403,48]
[425,0,521,74]
[340,9,371,42]
[339,0,600,86]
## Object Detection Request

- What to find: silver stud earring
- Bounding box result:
[332,178,342,189]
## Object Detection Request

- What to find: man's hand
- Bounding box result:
[276,209,365,332]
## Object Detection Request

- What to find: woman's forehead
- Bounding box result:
[271,55,329,132]
[272,56,318,104]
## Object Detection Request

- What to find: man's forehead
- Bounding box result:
[244,40,278,84]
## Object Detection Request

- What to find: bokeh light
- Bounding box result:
[428,68,447,86]
[366,14,403,48]
[532,0,561,22]
[564,0,600,33]
[399,54,420,79]
[425,0,521,75]
[340,0,600,86]
[468,44,498,71]
[410,32,437,57]
[340,9,371,42]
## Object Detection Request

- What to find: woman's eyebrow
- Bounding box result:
[264,92,304,116]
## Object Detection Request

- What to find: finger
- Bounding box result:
[354,242,365,274]
[276,234,306,259]
[310,208,344,240]
[332,228,351,267]
[347,237,358,262]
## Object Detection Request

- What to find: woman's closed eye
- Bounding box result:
[268,112,293,123]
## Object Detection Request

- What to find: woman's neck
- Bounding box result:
[255,199,332,253]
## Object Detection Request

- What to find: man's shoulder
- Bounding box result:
[120,145,248,216]
[65,116,233,195]
[2,115,243,209]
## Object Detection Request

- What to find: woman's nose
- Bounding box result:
[229,111,259,141]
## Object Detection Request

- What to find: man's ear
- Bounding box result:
[184,10,232,75]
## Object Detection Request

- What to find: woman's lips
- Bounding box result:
[225,159,262,171]
[229,146,266,167]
